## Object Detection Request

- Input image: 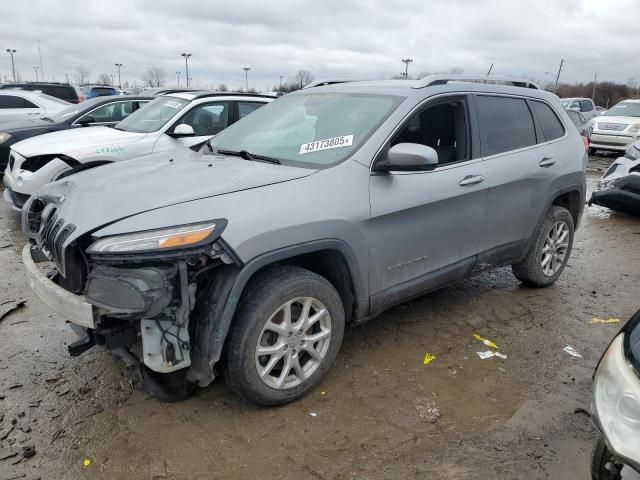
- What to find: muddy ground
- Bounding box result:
[0,155,638,480]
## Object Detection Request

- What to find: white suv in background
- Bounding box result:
[589,99,640,154]
[3,92,272,210]
[560,97,599,121]
[0,90,69,122]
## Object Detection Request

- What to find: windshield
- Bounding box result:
[115,96,187,133]
[605,101,640,118]
[210,92,404,167]
[48,98,103,122]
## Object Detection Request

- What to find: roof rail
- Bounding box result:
[303,78,369,89]
[414,75,539,90]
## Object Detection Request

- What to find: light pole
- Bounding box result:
[181,53,191,87]
[110,73,115,86]
[33,65,39,81]
[176,71,181,87]
[279,75,283,91]
[401,58,413,79]
[6,49,16,82]
[243,67,250,91]
[115,63,123,89]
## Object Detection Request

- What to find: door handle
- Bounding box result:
[458,175,486,186]
[539,157,556,167]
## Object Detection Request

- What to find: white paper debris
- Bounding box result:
[309,412,318,417]
[477,350,507,360]
[563,345,582,358]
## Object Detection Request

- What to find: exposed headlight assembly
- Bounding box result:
[0,132,11,144]
[592,334,640,471]
[87,221,224,254]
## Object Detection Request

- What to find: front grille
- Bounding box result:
[6,187,30,209]
[27,199,76,274]
[8,151,15,170]
[597,123,627,131]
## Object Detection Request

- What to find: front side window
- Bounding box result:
[210,92,404,167]
[115,96,188,133]
[476,95,536,157]
[566,110,585,127]
[530,100,565,141]
[605,102,640,118]
[390,96,469,165]
[177,102,229,136]
[76,101,136,124]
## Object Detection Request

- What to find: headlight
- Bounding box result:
[87,222,219,253]
[624,145,640,160]
[0,132,11,144]
[592,334,640,469]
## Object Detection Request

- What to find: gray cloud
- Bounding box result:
[1,0,639,90]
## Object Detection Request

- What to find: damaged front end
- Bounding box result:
[589,155,640,215]
[22,192,240,390]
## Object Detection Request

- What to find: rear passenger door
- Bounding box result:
[474,95,565,266]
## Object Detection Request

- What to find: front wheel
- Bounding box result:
[591,432,624,480]
[512,206,574,287]
[223,266,345,406]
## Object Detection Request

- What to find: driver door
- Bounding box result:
[152,101,230,153]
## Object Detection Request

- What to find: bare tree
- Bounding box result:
[142,66,167,87]
[76,66,90,85]
[217,83,228,92]
[293,70,314,89]
[96,73,111,85]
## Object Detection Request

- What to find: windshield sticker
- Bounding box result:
[166,101,182,109]
[299,135,353,154]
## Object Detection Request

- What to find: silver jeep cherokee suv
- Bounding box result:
[22,75,588,404]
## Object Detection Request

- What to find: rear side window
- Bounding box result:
[579,100,593,112]
[530,101,565,142]
[475,95,536,156]
[238,101,265,119]
[51,86,76,101]
[0,95,37,108]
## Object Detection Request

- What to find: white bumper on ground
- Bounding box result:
[22,243,96,329]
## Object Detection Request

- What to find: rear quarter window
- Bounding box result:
[579,100,593,112]
[475,95,536,157]
[530,101,565,142]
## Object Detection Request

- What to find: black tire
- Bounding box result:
[138,365,196,403]
[223,266,345,406]
[512,206,574,287]
[591,432,623,480]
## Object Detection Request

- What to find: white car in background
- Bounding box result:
[0,90,69,123]
[3,92,272,210]
[589,99,640,155]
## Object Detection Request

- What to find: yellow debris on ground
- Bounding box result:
[473,333,498,350]
[422,353,437,365]
[590,317,621,324]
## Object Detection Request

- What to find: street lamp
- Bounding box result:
[401,58,413,79]
[115,63,123,89]
[176,71,181,87]
[243,67,251,91]
[33,65,39,81]
[6,49,16,82]
[181,53,191,87]
[110,73,115,86]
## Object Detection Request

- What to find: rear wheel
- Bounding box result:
[512,206,574,287]
[223,266,345,406]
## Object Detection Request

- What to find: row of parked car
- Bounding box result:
[0,75,637,477]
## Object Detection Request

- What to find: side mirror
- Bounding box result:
[169,123,195,137]
[77,116,95,126]
[375,143,439,172]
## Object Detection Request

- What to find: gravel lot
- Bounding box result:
[0,155,638,480]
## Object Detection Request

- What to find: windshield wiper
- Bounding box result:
[216,149,281,164]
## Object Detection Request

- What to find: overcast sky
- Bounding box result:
[1,0,639,90]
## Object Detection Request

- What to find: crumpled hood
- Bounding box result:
[33,148,317,237]
[11,126,147,158]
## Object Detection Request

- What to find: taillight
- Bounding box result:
[582,136,589,151]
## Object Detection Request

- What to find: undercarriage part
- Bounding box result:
[589,175,640,215]
[86,265,177,316]
[67,331,95,357]
[94,324,138,350]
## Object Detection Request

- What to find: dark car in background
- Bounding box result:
[0,82,80,104]
[81,85,118,99]
[0,96,150,171]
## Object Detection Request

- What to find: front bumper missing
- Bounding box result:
[22,243,97,328]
